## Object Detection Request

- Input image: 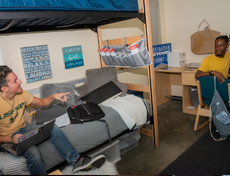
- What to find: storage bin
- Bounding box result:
[89,140,121,163]
[120,140,139,155]
[118,129,141,155]
[189,88,199,107]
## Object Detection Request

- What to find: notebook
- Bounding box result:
[81,81,122,105]
[1,119,55,156]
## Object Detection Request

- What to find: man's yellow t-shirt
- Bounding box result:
[198,52,230,78]
[0,90,34,136]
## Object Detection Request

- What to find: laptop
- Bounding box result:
[81,81,122,105]
[1,119,55,156]
[35,105,67,124]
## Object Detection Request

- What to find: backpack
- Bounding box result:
[67,102,111,143]
[210,77,230,141]
[67,102,105,124]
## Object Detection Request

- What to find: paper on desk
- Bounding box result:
[186,106,195,110]
[159,67,175,70]
[55,113,70,127]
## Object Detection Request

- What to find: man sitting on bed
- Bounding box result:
[195,35,230,82]
[0,65,106,175]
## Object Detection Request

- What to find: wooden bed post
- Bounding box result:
[142,0,159,147]
[97,26,106,68]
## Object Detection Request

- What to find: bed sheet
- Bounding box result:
[0,105,128,175]
[0,0,138,12]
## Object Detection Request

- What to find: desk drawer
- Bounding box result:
[182,73,196,86]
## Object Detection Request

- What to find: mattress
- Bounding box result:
[38,105,129,171]
[0,105,128,175]
[0,0,138,12]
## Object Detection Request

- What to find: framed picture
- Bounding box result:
[62,45,84,69]
[21,45,53,83]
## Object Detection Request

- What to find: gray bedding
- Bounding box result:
[38,105,128,170]
[0,105,128,175]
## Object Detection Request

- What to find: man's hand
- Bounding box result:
[212,71,225,83]
[11,134,23,144]
[53,92,70,102]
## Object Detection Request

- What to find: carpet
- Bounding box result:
[61,161,119,175]
[159,129,230,175]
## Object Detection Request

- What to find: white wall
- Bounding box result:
[101,19,144,40]
[159,0,230,63]
[149,0,162,45]
[0,48,3,65]
[0,29,100,91]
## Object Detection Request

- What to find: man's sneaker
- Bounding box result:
[73,155,106,173]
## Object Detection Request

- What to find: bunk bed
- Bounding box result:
[0,0,159,174]
[0,0,144,34]
[98,0,159,148]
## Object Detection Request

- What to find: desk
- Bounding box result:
[155,67,198,115]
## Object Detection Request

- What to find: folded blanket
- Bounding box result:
[102,94,148,130]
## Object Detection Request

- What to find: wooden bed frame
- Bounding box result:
[97,0,159,147]
[0,0,159,147]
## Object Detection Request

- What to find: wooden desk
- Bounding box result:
[155,67,198,115]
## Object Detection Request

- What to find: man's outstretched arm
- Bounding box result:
[30,92,70,107]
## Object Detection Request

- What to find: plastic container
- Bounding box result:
[118,129,141,155]
[189,88,199,107]
[89,140,121,163]
[120,140,139,155]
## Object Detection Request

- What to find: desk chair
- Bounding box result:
[194,76,230,131]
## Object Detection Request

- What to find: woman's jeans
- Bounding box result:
[0,124,79,175]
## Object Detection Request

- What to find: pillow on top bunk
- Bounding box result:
[76,67,127,101]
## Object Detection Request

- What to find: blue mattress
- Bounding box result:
[0,0,138,12]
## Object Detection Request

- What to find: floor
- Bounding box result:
[116,99,209,175]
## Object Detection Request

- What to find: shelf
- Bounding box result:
[183,106,198,115]
[182,85,198,115]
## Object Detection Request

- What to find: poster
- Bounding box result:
[62,45,84,69]
[152,43,171,68]
[21,45,53,83]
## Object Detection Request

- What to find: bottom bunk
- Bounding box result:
[0,67,150,175]
[0,96,149,175]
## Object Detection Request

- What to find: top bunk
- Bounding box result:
[0,0,145,34]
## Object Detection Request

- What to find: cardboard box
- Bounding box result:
[167,52,187,67]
